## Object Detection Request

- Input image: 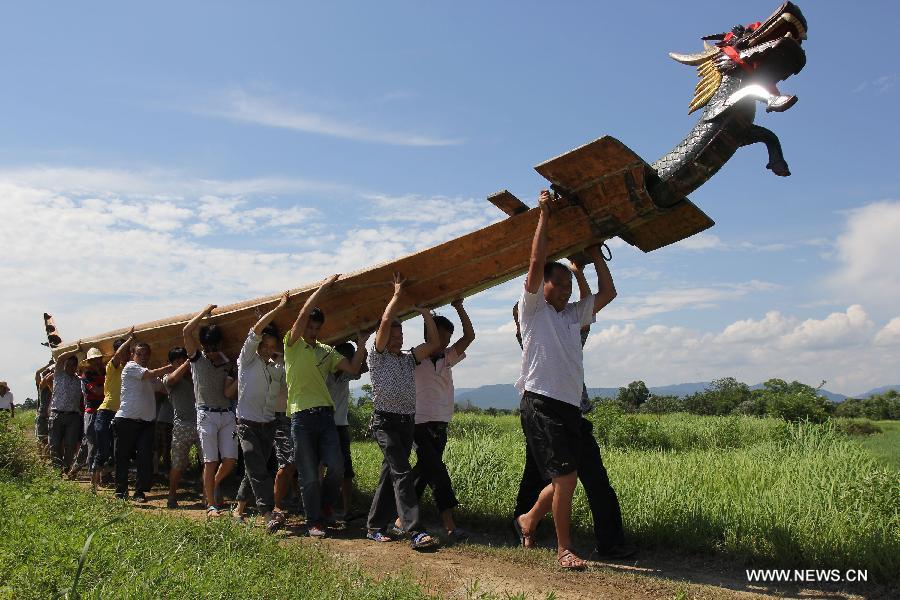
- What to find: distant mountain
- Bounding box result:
[857,385,900,398]
[456,381,855,409]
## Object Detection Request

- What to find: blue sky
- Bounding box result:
[2,0,898,400]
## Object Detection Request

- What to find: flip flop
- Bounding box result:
[411,531,438,551]
[366,530,393,543]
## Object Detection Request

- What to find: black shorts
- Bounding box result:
[336,425,354,479]
[520,390,582,480]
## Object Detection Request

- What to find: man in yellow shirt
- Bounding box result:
[91,332,133,493]
[284,274,367,538]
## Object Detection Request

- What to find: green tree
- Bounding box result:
[617,381,650,411]
[756,378,831,423]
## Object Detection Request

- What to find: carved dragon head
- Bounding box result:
[670,2,807,117]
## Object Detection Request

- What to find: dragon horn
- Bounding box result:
[668,45,719,65]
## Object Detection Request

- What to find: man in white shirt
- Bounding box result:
[232,292,290,532]
[0,381,13,418]
[513,191,617,570]
[409,299,475,543]
[114,342,173,502]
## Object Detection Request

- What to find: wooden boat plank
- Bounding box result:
[49,136,712,366]
[487,190,529,217]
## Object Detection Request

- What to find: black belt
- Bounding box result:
[297,406,333,415]
[197,406,232,413]
[237,417,274,426]
[374,410,414,422]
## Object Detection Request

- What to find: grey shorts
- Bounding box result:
[171,421,200,471]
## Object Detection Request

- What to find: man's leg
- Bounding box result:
[367,415,399,532]
[212,413,236,502]
[237,422,276,517]
[382,419,421,536]
[336,425,354,514]
[318,416,345,521]
[113,418,139,497]
[197,411,220,507]
[84,412,98,474]
[417,423,460,533]
[550,471,579,555]
[48,415,65,472]
[62,413,82,473]
[519,393,583,564]
[514,437,550,517]
[293,412,324,527]
[578,419,626,551]
[135,421,155,495]
[168,423,193,503]
[273,414,296,512]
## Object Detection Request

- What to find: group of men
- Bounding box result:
[28,189,631,562]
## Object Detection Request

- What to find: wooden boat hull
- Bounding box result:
[50,136,713,367]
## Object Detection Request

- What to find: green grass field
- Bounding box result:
[854,420,900,471]
[4,408,899,593]
[1,412,432,600]
[354,411,900,583]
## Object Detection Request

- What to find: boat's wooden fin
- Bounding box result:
[487,190,529,216]
[619,200,715,252]
[534,136,645,193]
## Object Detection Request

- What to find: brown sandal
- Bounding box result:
[513,515,536,549]
[558,549,587,571]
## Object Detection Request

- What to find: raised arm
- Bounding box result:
[450,298,476,355]
[585,244,617,313]
[569,260,591,301]
[142,363,174,381]
[253,291,290,336]
[375,273,406,353]
[412,307,441,363]
[54,341,83,372]
[184,305,216,356]
[224,376,238,400]
[288,275,339,346]
[336,331,371,375]
[165,359,191,387]
[111,327,136,366]
[524,191,552,294]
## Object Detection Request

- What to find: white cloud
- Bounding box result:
[599,280,778,321]
[874,317,900,346]
[198,88,462,147]
[719,310,794,343]
[778,305,873,350]
[672,233,726,251]
[826,200,900,318]
[852,74,897,94]
[0,165,343,199]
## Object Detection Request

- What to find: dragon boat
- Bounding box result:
[48,2,808,366]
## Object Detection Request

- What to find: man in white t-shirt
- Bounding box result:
[513,191,617,570]
[0,381,13,418]
[114,342,174,502]
[408,298,475,543]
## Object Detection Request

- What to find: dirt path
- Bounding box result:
[76,480,880,600]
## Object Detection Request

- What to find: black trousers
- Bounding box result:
[366,412,422,536]
[514,418,625,551]
[113,418,155,496]
[412,422,459,513]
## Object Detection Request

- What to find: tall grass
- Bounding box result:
[354,416,900,583]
